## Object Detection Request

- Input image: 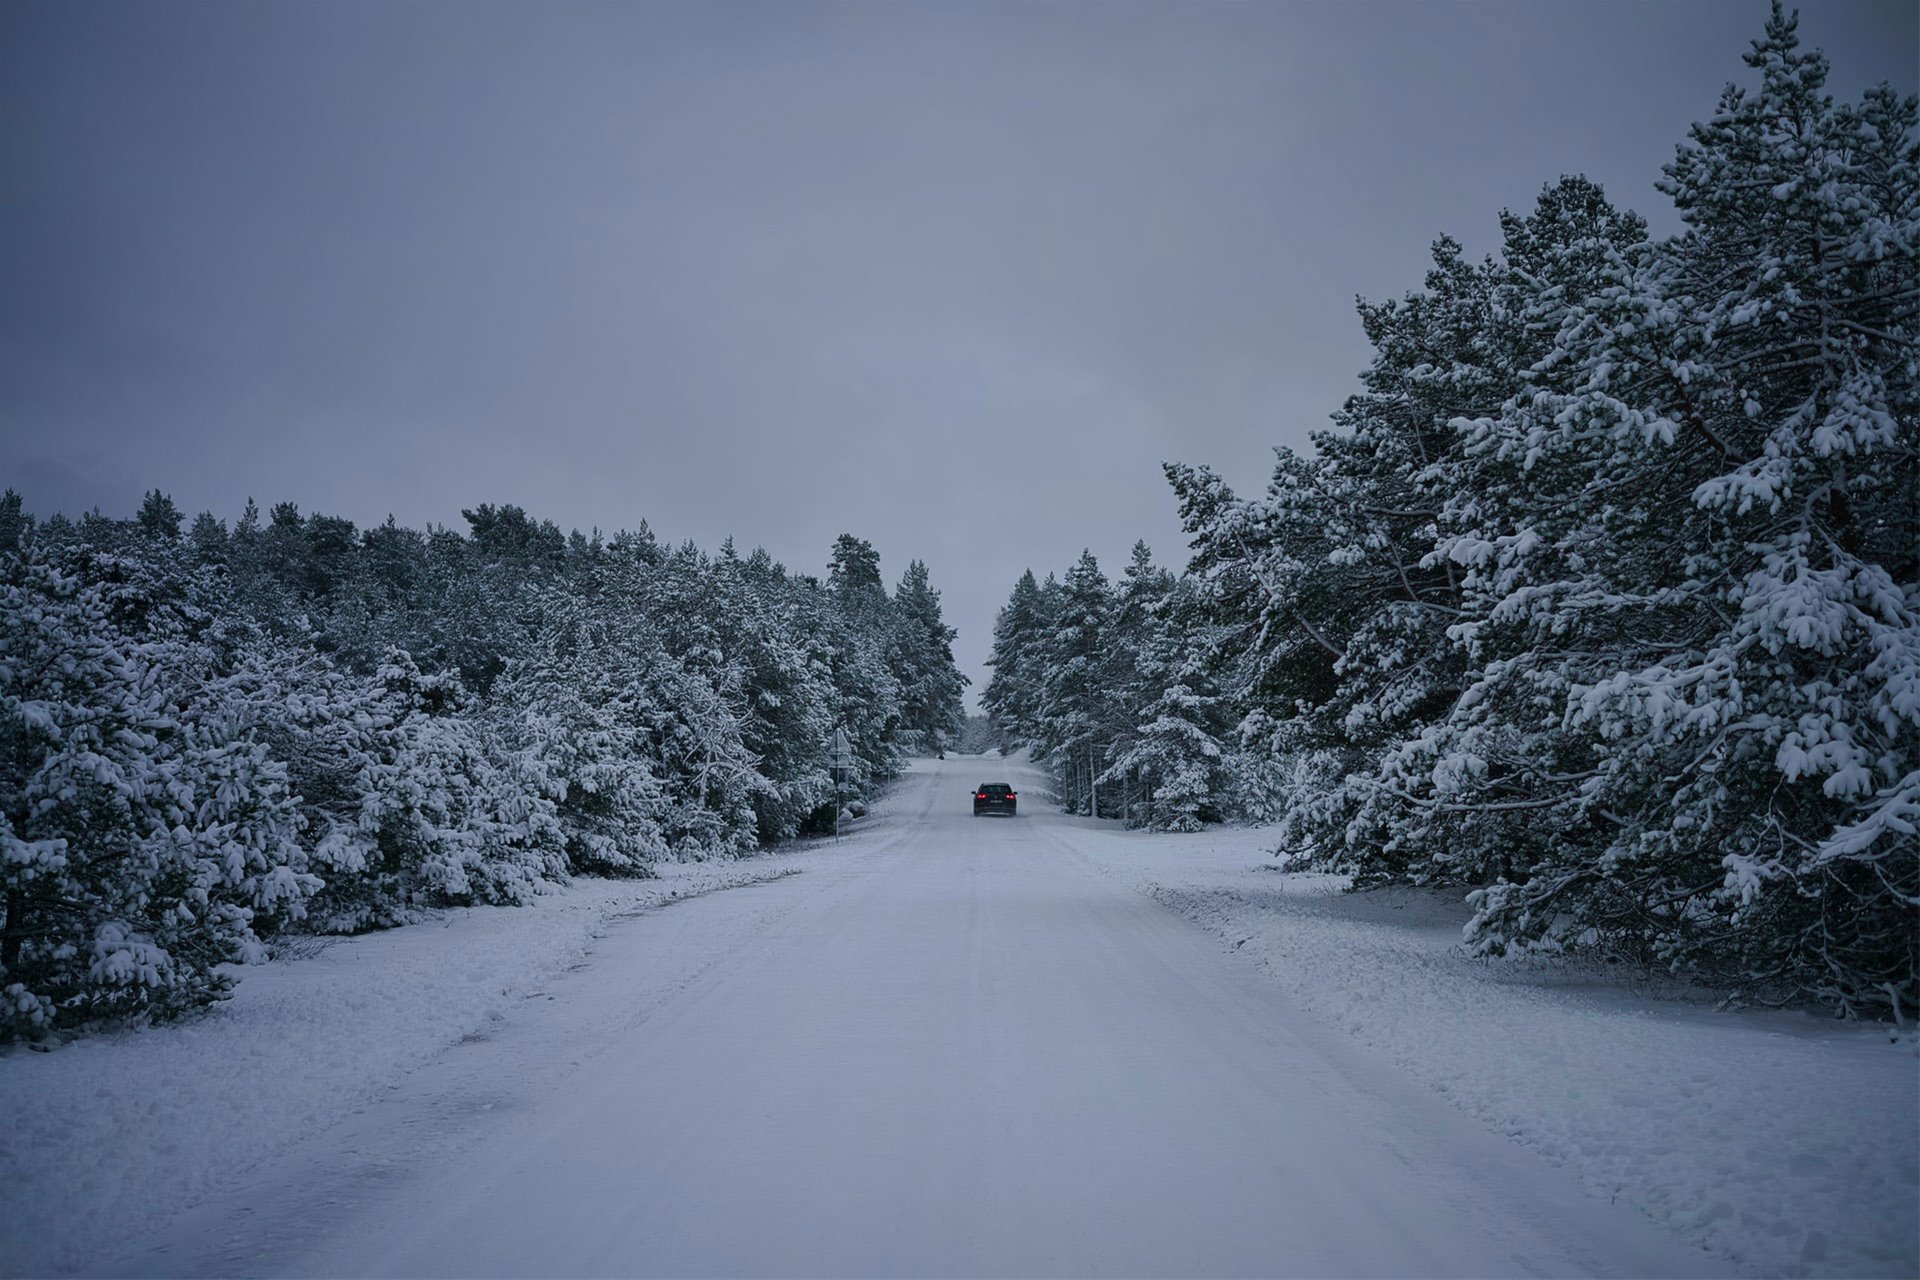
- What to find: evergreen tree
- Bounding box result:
[135,490,183,541]
[1450,6,1919,1014]
[1036,551,1115,815]
[0,491,29,554]
[2,545,317,1036]
[990,6,1913,1018]
[890,560,969,754]
[982,570,1051,748]
[1100,553,1227,830]
[0,489,964,1039]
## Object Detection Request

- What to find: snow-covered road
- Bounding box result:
[102,758,1711,1278]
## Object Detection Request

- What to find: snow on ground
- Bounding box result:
[75,757,1713,1280]
[0,818,887,1279]
[6,756,1914,1279]
[1020,760,1920,1279]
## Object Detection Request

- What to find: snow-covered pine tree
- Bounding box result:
[821,534,908,786]
[1101,560,1229,832]
[0,491,30,555]
[890,560,969,756]
[1330,182,1649,886]
[616,541,763,859]
[1036,551,1117,816]
[714,546,839,843]
[1453,5,1919,1014]
[134,490,183,541]
[1095,543,1169,808]
[1,544,317,1037]
[493,598,670,878]
[982,569,1052,748]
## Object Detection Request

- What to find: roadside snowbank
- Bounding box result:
[0,856,817,1277]
[1046,805,1918,1279]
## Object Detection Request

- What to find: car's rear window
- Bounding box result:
[979,784,1012,794]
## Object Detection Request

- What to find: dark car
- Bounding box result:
[973,783,1017,817]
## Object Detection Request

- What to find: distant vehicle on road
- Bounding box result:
[973,783,1017,817]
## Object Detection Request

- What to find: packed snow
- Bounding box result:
[3,758,1912,1278]
[1031,753,1920,1279]
[0,848,855,1277]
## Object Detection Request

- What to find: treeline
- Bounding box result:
[0,493,965,1038]
[988,9,1917,1018]
[983,545,1279,832]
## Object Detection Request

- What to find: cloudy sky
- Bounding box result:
[2,0,1913,700]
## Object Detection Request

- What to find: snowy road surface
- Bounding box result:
[105,758,1711,1278]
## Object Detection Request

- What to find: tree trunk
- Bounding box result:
[2,889,25,972]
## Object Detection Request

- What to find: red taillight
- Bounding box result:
[1007,793,1015,798]
[977,793,987,800]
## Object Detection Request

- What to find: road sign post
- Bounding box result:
[829,727,854,842]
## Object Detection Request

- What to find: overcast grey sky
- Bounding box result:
[2,0,1913,702]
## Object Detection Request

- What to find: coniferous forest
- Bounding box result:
[986,9,1917,1019]
[0,494,966,1038]
[2,5,1913,1044]
[6,6,1918,1278]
